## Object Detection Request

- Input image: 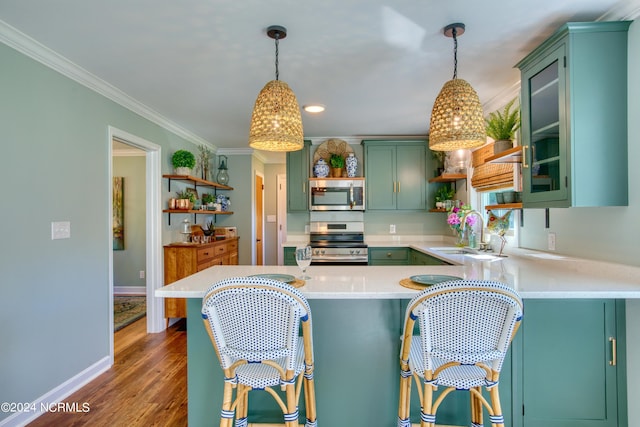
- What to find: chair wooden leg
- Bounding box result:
[303,373,317,426]
[284,382,298,427]
[397,371,412,426]
[220,381,235,427]
[471,387,483,427]
[489,386,504,427]
[422,382,435,427]
[235,384,248,427]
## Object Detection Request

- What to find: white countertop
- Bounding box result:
[156,242,640,300]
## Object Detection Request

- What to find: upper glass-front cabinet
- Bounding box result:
[517,21,630,208]
[522,45,567,204]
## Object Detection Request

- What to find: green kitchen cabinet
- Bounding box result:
[283,246,296,265]
[517,21,630,208]
[368,247,409,265]
[286,140,311,212]
[514,299,626,427]
[370,248,451,266]
[362,140,427,211]
[409,248,451,265]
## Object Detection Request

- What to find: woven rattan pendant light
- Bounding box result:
[429,23,486,151]
[249,25,304,152]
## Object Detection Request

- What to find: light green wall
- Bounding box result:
[0,42,202,420]
[113,156,146,290]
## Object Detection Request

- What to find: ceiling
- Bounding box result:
[1,0,637,162]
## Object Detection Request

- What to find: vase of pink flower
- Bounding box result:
[447,205,476,247]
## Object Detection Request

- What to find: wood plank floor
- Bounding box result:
[27,317,187,427]
[26,318,456,427]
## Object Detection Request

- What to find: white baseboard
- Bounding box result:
[0,356,111,427]
[114,286,145,296]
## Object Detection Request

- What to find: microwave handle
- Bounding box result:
[349,183,354,209]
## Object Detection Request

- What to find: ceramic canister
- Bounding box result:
[314,158,330,177]
[346,153,358,177]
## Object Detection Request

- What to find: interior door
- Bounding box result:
[255,174,264,265]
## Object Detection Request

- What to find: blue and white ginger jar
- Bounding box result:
[314,158,330,178]
[216,195,230,211]
[346,153,358,177]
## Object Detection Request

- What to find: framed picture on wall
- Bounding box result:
[113,176,124,250]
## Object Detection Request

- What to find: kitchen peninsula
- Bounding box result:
[156,245,640,427]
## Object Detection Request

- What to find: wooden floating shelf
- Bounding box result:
[162,174,234,191]
[485,146,522,164]
[428,208,448,213]
[428,173,467,183]
[163,209,233,215]
[485,203,522,210]
[309,176,364,180]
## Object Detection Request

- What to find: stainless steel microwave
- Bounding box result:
[309,179,365,211]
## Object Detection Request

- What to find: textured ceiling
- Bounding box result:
[1,0,637,161]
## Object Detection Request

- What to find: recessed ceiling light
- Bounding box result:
[303,104,325,113]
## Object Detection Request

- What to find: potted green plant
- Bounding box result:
[197,145,212,180]
[434,185,455,209]
[202,193,215,208]
[486,98,521,155]
[430,150,446,177]
[330,154,345,177]
[175,190,196,209]
[172,149,196,176]
[203,220,215,236]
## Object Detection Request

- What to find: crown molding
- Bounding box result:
[482,80,522,115]
[0,19,215,150]
[598,1,640,21]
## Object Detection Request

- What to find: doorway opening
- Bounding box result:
[108,126,163,365]
[254,172,265,265]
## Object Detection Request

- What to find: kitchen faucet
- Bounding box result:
[460,210,484,249]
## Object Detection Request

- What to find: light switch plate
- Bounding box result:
[390,224,396,234]
[51,221,71,239]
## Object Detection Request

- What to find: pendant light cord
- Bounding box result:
[274,33,280,81]
[452,26,458,80]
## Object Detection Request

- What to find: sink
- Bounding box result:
[430,247,503,261]
[465,253,503,260]
[430,247,477,255]
[437,249,469,255]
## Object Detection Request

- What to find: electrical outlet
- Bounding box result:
[390,224,396,234]
[548,232,556,251]
[139,270,145,279]
[51,221,71,239]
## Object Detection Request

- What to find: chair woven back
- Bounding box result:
[406,280,522,373]
[202,277,312,372]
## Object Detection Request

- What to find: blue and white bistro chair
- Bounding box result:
[397,280,523,427]
[202,277,317,427]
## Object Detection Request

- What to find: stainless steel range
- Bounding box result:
[309,220,368,265]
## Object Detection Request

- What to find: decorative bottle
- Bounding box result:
[346,153,358,177]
